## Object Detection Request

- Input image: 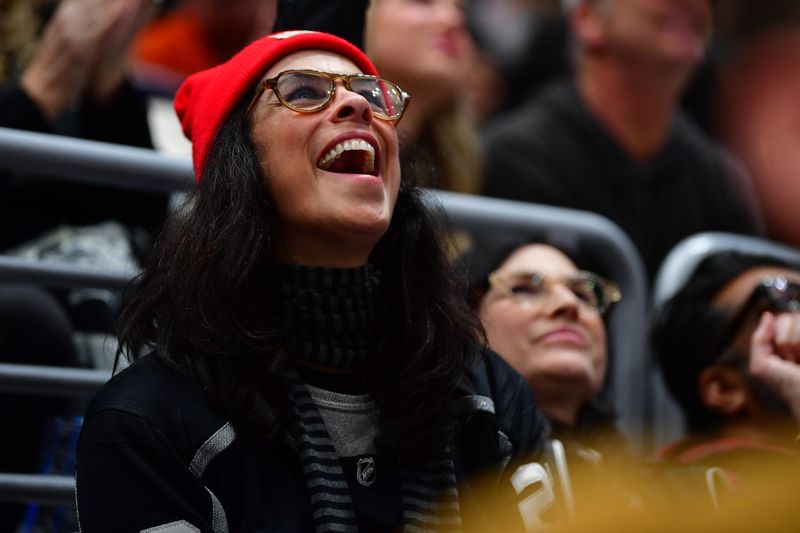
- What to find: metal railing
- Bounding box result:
[0,362,110,397]
[0,126,190,193]
[0,473,74,506]
[0,255,132,292]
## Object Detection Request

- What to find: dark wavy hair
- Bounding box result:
[115,98,480,463]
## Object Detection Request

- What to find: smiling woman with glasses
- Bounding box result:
[469,241,621,429]
[468,233,622,453]
[74,31,548,533]
[465,237,628,506]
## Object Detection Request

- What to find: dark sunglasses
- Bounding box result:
[713,275,800,354]
[242,69,411,124]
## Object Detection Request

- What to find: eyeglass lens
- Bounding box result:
[275,73,332,110]
[740,277,800,320]
[718,276,800,352]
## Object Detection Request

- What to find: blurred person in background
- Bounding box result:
[0,0,167,528]
[481,0,762,279]
[130,0,277,94]
[0,0,170,325]
[1,0,155,146]
[710,0,800,249]
[0,284,80,530]
[466,237,627,511]
[652,251,800,483]
[0,0,168,252]
[364,0,482,193]
[465,0,571,122]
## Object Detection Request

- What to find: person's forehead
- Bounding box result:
[713,266,800,310]
[498,244,577,277]
[263,50,363,79]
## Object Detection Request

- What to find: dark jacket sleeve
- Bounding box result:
[458,350,551,532]
[1,78,152,148]
[462,348,547,466]
[79,78,153,149]
[480,349,547,460]
[76,409,215,533]
[0,86,51,132]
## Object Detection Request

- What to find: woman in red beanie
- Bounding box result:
[75,31,548,532]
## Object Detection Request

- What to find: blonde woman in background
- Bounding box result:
[365,0,482,193]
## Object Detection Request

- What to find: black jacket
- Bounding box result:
[76,351,548,532]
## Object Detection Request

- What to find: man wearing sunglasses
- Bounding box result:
[652,251,800,488]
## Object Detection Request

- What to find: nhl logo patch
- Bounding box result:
[356,456,376,487]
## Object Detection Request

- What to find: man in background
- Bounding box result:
[481,0,761,279]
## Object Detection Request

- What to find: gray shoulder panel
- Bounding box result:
[189,421,237,478]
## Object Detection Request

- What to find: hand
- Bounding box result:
[88,0,158,105]
[749,311,800,424]
[19,0,155,118]
[20,0,126,120]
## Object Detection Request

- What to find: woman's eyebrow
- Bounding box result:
[502,271,540,278]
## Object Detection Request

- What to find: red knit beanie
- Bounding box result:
[174,30,378,181]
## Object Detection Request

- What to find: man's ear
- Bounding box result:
[698,365,748,416]
[570,1,606,49]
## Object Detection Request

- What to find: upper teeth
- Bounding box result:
[318,139,376,172]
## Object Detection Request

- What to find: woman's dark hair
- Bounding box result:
[116,99,480,463]
[651,251,795,432]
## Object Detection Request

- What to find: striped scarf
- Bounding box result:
[284,369,461,532]
[274,265,461,531]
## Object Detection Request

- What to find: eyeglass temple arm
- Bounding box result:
[242,82,271,122]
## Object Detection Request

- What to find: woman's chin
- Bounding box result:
[534,352,601,385]
[341,213,392,238]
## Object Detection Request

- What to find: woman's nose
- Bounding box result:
[544,284,581,319]
[330,85,374,124]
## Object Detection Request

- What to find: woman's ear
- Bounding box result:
[698,365,748,416]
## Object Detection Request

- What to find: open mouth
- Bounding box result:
[317,139,377,176]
